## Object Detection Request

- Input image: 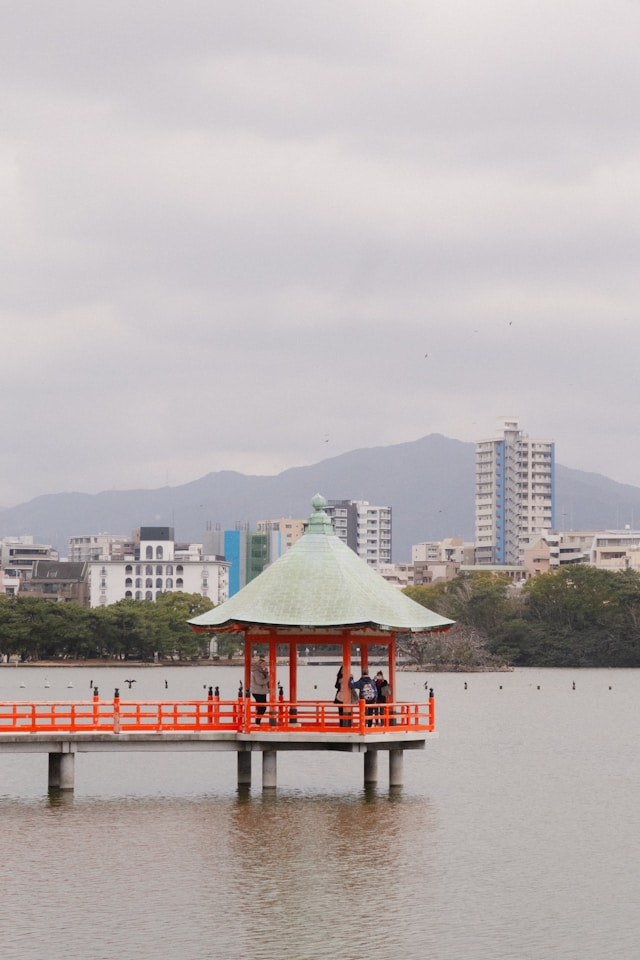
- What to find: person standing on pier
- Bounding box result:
[250,657,269,725]
[374,671,390,725]
[349,669,378,726]
[334,666,349,727]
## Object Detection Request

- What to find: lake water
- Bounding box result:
[1,665,638,960]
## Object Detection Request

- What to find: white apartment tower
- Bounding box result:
[323,500,392,567]
[475,418,555,565]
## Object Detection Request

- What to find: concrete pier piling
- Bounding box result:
[364,749,378,785]
[0,726,430,795]
[237,751,252,786]
[48,750,75,790]
[262,749,277,789]
[389,748,404,787]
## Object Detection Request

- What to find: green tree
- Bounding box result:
[154,592,214,660]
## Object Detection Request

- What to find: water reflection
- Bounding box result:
[225,791,438,960]
[46,787,75,808]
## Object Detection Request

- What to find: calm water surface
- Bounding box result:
[1,665,638,960]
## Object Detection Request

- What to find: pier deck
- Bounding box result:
[0,695,436,791]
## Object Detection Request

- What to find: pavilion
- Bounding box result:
[188,494,454,788]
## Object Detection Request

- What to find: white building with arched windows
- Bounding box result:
[87,526,229,607]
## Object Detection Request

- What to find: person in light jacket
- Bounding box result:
[250,657,269,725]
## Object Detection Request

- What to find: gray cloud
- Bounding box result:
[1,1,640,508]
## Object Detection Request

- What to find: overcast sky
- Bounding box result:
[2,1,640,507]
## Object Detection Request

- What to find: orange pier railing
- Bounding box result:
[0,694,435,736]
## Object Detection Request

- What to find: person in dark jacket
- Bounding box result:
[374,670,390,725]
[349,669,377,726]
[334,666,349,727]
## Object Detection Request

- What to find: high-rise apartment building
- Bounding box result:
[475,417,555,565]
[324,500,392,567]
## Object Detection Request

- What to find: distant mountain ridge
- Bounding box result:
[2,433,640,561]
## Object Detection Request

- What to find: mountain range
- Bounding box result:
[2,433,640,561]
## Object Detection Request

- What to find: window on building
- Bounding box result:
[145,578,153,588]
[145,591,152,600]
[156,565,163,575]
[166,564,173,575]
[125,565,133,575]
[155,578,162,588]
[156,546,163,560]
[176,578,183,588]
[146,565,153,576]
[146,546,153,560]
[166,578,173,588]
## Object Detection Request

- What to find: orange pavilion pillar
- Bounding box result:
[361,640,369,675]
[389,633,397,697]
[289,641,298,704]
[268,637,277,702]
[243,636,251,698]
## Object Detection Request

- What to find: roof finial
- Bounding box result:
[306,494,334,535]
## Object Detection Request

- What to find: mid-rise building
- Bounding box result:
[257,518,305,551]
[324,500,392,567]
[377,562,414,589]
[412,538,474,565]
[68,534,134,562]
[19,560,90,605]
[223,527,284,596]
[87,526,229,607]
[589,529,640,571]
[475,417,555,565]
[0,536,58,594]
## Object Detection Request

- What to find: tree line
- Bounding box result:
[403,565,640,668]
[3,566,640,667]
[0,593,215,662]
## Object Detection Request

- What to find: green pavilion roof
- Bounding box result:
[189,495,454,634]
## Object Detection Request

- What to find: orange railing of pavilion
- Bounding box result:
[0,693,435,735]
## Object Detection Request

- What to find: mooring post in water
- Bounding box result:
[113,688,120,734]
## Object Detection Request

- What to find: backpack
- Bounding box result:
[361,679,377,702]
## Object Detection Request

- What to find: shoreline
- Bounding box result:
[1,659,513,672]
